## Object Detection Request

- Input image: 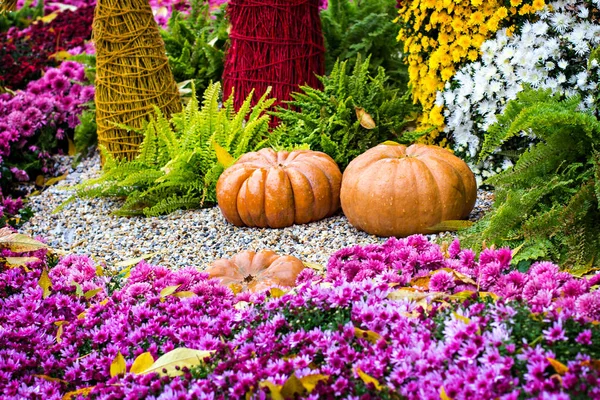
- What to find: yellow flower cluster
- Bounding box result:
[396,0,546,141]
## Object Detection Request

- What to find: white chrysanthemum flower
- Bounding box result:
[543,78,559,90]
[532,21,549,36]
[499,63,514,77]
[438,0,599,180]
[568,26,587,47]
[443,91,456,105]
[557,59,568,69]
[577,6,589,19]
[550,13,573,34]
[502,159,514,170]
[573,42,589,57]
[434,91,444,107]
[489,80,502,93]
[576,71,588,89]
[542,39,561,58]
[550,0,568,11]
[591,59,599,69]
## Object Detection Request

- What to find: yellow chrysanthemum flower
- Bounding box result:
[532,0,545,11]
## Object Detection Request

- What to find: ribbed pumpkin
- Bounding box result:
[205,250,305,292]
[216,148,342,228]
[341,143,477,237]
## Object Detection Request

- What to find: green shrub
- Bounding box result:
[70,82,278,216]
[271,55,421,169]
[160,0,228,96]
[321,0,407,88]
[460,88,600,272]
[0,0,43,32]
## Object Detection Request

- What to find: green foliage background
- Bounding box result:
[272,55,421,169]
[71,83,279,216]
[460,88,600,272]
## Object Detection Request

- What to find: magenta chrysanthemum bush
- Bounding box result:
[0,61,94,207]
[1,236,599,399]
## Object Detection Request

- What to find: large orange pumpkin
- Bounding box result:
[216,148,342,228]
[340,143,477,237]
[205,250,305,292]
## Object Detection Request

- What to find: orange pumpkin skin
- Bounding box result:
[216,148,342,228]
[340,143,477,237]
[205,250,305,292]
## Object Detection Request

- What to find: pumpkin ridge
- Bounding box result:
[413,157,445,230]
[264,167,295,228]
[237,178,256,227]
[217,167,256,226]
[422,153,468,219]
[247,168,269,227]
[421,151,476,218]
[286,166,316,224]
[292,157,335,217]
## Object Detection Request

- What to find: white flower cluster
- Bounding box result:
[437,0,600,176]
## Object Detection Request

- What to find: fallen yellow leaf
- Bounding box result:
[38,269,52,299]
[547,358,568,376]
[355,367,382,391]
[354,327,382,344]
[110,351,126,377]
[139,347,214,377]
[130,352,154,375]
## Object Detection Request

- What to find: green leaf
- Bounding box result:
[425,220,474,233]
[71,281,84,297]
[139,347,215,377]
[84,288,102,300]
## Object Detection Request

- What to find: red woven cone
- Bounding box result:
[222,0,325,111]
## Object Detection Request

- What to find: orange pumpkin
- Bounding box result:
[340,143,477,237]
[205,250,305,292]
[216,148,342,228]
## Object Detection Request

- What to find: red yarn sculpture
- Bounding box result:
[222,0,325,111]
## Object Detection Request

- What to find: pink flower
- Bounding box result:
[429,270,455,292]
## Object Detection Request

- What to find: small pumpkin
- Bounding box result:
[216,148,342,228]
[206,250,305,292]
[340,143,477,237]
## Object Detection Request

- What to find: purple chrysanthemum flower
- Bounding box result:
[429,270,455,292]
[575,292,600,320]
[9,167,29,181]
[51,76,70,93]
[542,320,566,342]
[575,329,592,345]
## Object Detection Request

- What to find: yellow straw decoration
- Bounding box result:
[93,0,182,160]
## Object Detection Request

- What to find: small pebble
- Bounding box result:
[20,153,494,271]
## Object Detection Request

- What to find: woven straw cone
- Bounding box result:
[93,0,182,160]
[0,0,17,14]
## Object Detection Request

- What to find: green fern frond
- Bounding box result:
[462,87,600,271]
[71,82,275,217]
[272,54,420,169]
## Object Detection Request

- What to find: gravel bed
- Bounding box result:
[20,153,494,271]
